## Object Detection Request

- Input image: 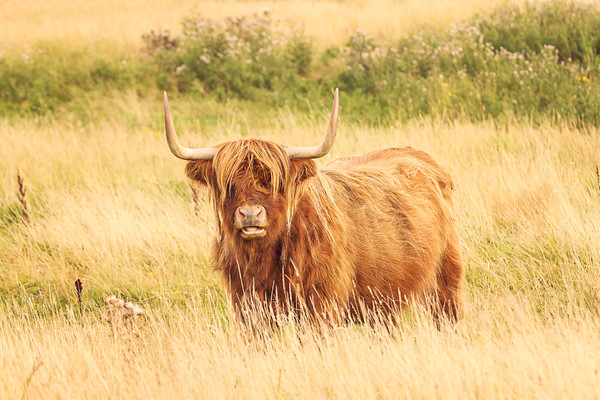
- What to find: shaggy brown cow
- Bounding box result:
[164,90,465,325]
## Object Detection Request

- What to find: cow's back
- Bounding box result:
[317,147,456,315]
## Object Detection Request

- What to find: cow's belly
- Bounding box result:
[345,198,444,317]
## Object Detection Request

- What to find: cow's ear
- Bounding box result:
[290,159,317,182]
[185,160,214,186]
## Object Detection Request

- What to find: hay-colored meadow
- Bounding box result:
[2,0,600,399]
[3,108,600,398]
[2,0,528,48]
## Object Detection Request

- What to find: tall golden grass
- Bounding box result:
[2,0,529,48]
[2,297,599,398]
[1,94,599,397]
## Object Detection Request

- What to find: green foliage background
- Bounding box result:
[1,1,600,125]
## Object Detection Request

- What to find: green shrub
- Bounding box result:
[0,44,154,116]
[2,1,600,126]
[480,1,600,66]
[329,1,600,124]
[164,10,314,100]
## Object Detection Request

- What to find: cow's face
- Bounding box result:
[224,164,284,241]
[185,140,317,243]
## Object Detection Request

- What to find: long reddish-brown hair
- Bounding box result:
[186,141,464,325]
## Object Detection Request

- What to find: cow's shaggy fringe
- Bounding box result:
[192,139,315,236]
[213,140,291,227]
[186,139,465,326]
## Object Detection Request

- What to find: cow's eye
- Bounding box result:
[227,185,237,198]
[257,170,272,189]
[257,181,271,192]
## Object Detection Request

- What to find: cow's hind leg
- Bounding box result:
[432,242,465,325]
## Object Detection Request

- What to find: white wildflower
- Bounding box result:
[123,302,144,318]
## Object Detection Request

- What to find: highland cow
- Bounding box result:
[164,90,465,325]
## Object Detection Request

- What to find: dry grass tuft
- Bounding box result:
[103,295,145,322]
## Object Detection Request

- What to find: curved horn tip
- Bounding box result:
[330,88,339,124]
[331,88,339,114]
[284,88,339,159]
[163,94,219,161]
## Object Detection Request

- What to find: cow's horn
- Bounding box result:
[285,88,339,159]
[164,92,217,160]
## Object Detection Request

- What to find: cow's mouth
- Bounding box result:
[240,226,266,238]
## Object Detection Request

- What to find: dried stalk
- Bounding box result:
[75,279,83,316]
[16,169,28,223]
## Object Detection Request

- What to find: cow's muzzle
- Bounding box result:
[234,205,267,239]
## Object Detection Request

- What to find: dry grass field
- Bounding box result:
[2,0,600,399]
[2,0,528,48]
[2,101,600,398]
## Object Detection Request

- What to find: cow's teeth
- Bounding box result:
[242,227,264,234]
